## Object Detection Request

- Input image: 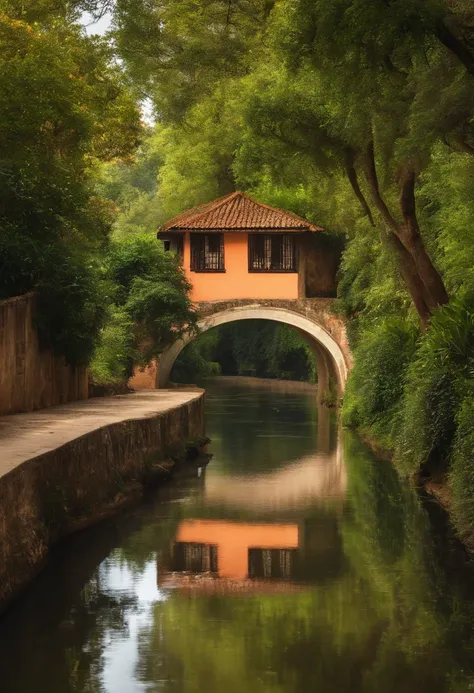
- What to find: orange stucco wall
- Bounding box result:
[183,232,299,302]
[176,519,299,579]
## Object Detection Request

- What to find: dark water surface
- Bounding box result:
[2,382,474,692]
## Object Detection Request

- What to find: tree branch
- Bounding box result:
[363,141,400,233]
[398,166,449,307]
[344,147,375,227]
[435,19,474,77]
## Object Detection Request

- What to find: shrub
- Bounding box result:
[449,391,474,543]
[89,308,134,385]
[171,342,221,384]
[33,243,106,366]
[89,233,197,385]
[395,296,474,476]
[342,319,417,446]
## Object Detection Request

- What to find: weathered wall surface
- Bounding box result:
[129,361,158,390]
[0,394,204,615]
[0,293,88,415]
[299,235,341,299]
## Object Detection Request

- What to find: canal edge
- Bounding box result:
[0,389,205,617]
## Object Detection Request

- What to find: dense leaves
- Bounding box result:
[90,234,197,383]
[172,320,318,384]
[0,9,141,363]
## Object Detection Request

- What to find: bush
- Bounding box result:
[171,342,221,383]
[34,244,106,366]
[395,296,474,476]
[89,308,134,385]
[449,392,474,543]
[89,233,197,385]
[342,319,417,446]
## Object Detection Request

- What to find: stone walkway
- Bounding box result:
[0,389,203,480]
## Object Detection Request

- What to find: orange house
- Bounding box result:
[158,191,339,302]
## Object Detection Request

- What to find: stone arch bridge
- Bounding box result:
[131,299,352,401]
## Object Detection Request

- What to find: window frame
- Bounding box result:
[190,232,225,272]
[248,233,297,273]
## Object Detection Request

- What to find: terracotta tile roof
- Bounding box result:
[159,191,324,233]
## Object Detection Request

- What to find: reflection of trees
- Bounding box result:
[134,432,474,693]
[0,527,137,693]
[0,497,185,693]
[4,404,474,692]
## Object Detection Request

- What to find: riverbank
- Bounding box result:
[4,380,473,693]
[350,425,469,550]
[0,389,204,615]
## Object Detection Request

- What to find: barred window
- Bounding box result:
[190,233,225,271]
[172,542,218,573]
[248,234,296,272]
[248,548,297,579]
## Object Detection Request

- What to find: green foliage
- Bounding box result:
[90,233,197,383]
[419,145,474,294]
[449,390,474,543]
[336,219,414,347]
[89,308,134,385]
[0,10,141,364]
[342,319,418,446]
[171,342,221,384]
[112,0,271,121]
[343,295,474,482]
[172,320,318,384]
[395,296,474,475]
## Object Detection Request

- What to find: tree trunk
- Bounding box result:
[344,147,375,227]
[362,144,449,322]
[398,168,449,308]
[382,232,432,327]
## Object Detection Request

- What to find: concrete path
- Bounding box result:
[0,389,203,480]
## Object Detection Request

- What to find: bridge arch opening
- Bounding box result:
[158,305,348,400]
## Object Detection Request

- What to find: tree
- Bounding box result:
[107,0,474,325]
[110,0,274,121]
[0,10,141,362]
[90,233,197,384]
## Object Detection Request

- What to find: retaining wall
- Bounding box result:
[0,393,204,615]
[0,293,88,415]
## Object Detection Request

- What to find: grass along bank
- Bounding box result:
[342,295,474,547]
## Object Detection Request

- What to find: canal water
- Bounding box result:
[1,382,474,692]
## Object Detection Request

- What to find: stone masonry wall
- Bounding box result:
[0,293,88,415]
[0,394,204,615]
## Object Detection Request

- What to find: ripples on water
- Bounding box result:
[1,382,474,692]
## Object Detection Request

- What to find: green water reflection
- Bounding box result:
[1,383,474,693]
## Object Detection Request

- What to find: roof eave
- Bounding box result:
[159,226,323,233]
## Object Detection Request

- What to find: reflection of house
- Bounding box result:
[158,517,344,593]
[172,520,299,580]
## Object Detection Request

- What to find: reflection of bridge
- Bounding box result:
[202,407,345,512]
[202,449,346,512]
